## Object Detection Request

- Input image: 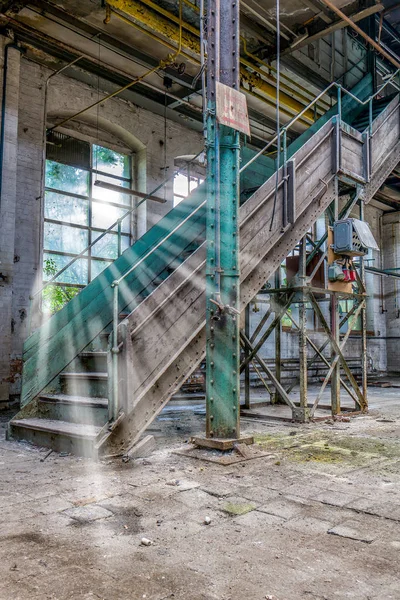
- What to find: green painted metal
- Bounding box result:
[285,74,373,161]
[21,149,273,409]
[21,189,206,406]
[205,121,241,439]
[204,0,241,440]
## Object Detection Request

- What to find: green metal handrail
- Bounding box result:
[109,197,207,420]
[239,68,400,175]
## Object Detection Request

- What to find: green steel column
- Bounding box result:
[205,0,240,439]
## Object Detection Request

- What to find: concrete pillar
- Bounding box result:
[382,212,400,374]
[0,41,21,406]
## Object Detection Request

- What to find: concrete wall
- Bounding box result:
[382,212,400,373]
[0,41,202,404]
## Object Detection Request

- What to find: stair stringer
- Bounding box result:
[102,119,339,454]
[365,95,400,202]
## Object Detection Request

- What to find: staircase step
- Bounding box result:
[40,393,108,407]
[38,393,109,427]
[60,372,108,397]
[71,351,108,372]
[9,418,102,458]
[60,372,108,379]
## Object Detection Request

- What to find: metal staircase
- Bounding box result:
[8,75,400,458]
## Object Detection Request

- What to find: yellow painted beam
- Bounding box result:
[106,0,315,123]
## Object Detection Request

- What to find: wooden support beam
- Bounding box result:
[288,2,385,52]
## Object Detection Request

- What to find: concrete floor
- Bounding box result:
[1,387,400,600]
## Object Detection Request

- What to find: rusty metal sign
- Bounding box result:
[215,81,251,137]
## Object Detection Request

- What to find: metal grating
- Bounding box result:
[46,131,90,170]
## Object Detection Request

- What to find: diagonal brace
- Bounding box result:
[309,293,366,413]
[240,331,296,410]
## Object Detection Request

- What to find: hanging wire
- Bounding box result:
[95,33,101,178]
[48,0,184,134]
[164,90,168,201]
[269,0,281,232]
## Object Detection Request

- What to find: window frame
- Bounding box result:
[173,168,204,207]
[43,143,133,293]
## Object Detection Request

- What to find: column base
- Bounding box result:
[291,407,311,422]
[191,436,254,451]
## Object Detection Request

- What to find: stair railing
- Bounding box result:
[108,69,400,421]
[240,68,400,176]
[240,68,399,232]
[27,150,205,335]
[109,197,206,420]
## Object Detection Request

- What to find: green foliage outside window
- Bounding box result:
[42,258,80,314]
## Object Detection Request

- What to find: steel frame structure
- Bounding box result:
[240,197,369,422]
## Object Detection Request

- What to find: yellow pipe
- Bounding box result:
[107,0,200,55]
[106,0,315,123]
[240,37,330,112]
[135,0,200,37]
[110,9,201,65]
[240,55,324,116]
[244,85,309,127]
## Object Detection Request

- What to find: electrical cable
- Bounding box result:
[47,0,184,133]
[269,0,280,232]
[164,90,168,200]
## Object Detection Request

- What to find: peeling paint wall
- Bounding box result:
[0,40,202,403]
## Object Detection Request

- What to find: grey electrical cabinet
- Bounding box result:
[333,218,379,257]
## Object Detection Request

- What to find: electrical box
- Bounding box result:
[333,218,379,257]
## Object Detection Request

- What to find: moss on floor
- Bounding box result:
[254,429,400,467]
[222,502,256,516]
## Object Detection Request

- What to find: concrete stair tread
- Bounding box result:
[60,372,108,380]
[39,394,108,408]
[11,418,102,439]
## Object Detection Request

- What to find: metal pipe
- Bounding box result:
[199,0,206,132]
[107,0,316,121]
[359,199,368,409]
[93,180,166,203]
[108,7,199,66]
[320,0,400,70]
[214,0,221,300]
[111,280,120,420]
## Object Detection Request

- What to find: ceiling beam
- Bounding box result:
[23,1,198,89]
[0,1,29,12]
[285,2,384,52]
[319,0,400,70]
